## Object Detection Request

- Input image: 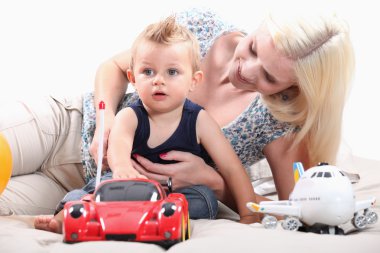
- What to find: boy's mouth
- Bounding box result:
[152,91,167,100]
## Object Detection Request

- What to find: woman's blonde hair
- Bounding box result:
[263,12,355,165]
[130,16,201,73]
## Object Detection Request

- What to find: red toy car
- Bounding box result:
[63,178,190,247]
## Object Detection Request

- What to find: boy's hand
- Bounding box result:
[112,168,147,179]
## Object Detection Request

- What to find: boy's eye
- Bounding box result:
[168,68,178,76]
[143,69,154,76]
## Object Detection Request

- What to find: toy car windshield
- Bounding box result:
[94,180,161,202]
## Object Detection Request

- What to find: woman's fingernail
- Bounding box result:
[132,154,139,159]
[159,152,168,158]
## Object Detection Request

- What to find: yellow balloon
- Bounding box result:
[0,133,12,195]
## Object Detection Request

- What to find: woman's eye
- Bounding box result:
[250,42,257,57]
[265,71,276,84]
[168,69,178,76]
[143,69,154,76]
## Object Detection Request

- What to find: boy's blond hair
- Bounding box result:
[130,16,200,73]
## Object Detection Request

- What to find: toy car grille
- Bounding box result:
[105,234,136,241]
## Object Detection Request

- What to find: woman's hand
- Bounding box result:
[132,151,224,193]
[89,123,112,170]
[239,213,262,224]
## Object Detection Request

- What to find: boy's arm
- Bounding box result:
[107,108,146,179]
[197,110,261,224]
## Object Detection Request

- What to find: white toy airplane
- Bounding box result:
[247,162,378,234]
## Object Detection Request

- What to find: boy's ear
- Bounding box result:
[127,69,136,84]
[190,71,203,91]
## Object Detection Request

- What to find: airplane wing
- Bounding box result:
[247,201,301,217]
[355,197,376,212]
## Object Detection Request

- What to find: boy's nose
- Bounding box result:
[153,75,164,86]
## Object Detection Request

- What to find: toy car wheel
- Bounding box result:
[186,215,191,240]
[180,214,188,242]
[352,214,367,229]
[262,215,277,229]
[364,210,378,225]
[281,217,300,231]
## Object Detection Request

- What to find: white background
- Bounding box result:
[0,0,379,161]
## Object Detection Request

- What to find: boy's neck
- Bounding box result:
[145,103,184,125]
[145,103,185,149]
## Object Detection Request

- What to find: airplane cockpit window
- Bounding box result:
[317,172,323,177]
[339,171,346,177]
[311,172,317,178]
[324,172,332,178]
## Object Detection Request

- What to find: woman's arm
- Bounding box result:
[263,134,310,200]
[90,50,132,167]
[94,50,131,113]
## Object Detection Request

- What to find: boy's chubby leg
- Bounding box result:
[34,210,64,234]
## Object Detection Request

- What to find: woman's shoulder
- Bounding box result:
[247,95,293,132]
[217,95,295,169]
[222,95,294,157]
[175,7,244,58]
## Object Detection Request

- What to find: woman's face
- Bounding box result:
[229,25,296,95]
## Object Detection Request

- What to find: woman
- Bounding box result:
[88,8,354,203]
[0,8,354,215]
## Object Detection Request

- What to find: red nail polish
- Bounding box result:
[132,154,139,159]
[160,152,167,158]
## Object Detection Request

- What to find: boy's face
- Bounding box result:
[128,40,202,113]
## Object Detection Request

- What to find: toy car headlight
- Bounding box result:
[69,204,85,219]
[161,202,176,217]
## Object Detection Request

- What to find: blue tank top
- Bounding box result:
[130,99,211,164]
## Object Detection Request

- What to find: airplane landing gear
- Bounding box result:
[364,209,378,225]
[281,217,301,231]
[352,208,378,230]
[319,226,344,235]
[261,215,278,229]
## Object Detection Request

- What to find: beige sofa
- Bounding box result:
[1,156,379,253]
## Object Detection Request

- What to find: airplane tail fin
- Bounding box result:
[293,162,304,183]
